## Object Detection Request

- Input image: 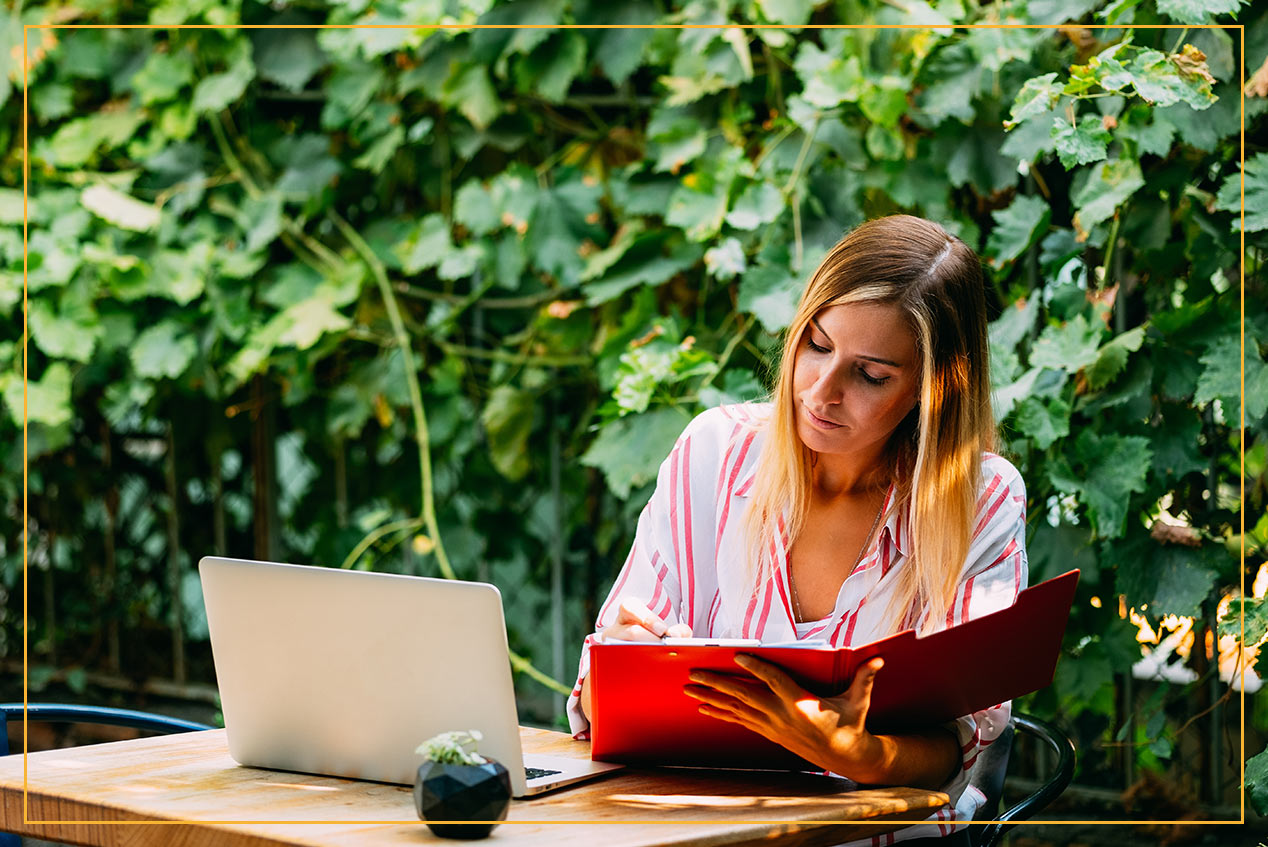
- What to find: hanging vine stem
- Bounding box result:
[785,116,821,273]
[338,517,426,571]
[331,211,454,582]
[334,213,572,698]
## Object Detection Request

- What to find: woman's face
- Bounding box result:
[791,301,921,465]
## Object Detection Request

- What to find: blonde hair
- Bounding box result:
[740,215,997,636]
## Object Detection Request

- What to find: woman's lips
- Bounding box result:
[804,405,843,430]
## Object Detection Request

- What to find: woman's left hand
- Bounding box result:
[684,654,885,780]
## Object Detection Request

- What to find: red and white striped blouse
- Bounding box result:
[567,402,1028,845]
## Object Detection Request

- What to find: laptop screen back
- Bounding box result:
[199,557,530,793]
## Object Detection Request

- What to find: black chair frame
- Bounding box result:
[972,712,1076,847]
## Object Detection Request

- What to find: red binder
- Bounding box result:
[588,569,1079,768]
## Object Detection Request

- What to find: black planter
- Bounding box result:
[413,759,512,839]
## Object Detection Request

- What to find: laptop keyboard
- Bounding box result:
[524,766,563,780]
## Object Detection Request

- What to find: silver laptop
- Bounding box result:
[198,556,622,797]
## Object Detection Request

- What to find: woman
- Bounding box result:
[567,215,1027,846]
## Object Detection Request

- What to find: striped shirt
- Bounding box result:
[566,402,1028,845]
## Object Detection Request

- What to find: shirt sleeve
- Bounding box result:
[564,409,720,738]
[932,455,1029,819]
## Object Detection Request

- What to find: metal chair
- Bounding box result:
[968,712,1076,847]
[1,703,211,847]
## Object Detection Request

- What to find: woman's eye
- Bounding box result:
[859,368,890,386]
[806,338,830,354]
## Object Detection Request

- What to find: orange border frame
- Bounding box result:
[18,17,1250,833]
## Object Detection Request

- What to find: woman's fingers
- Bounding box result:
[733,654,806,701]
[613,597,670,637]
[665,622,693,638]
[847,657,884,710]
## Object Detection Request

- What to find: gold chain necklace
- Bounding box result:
[791,497,885,624]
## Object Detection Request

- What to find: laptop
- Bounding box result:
[198,556,623,797]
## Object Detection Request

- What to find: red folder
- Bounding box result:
[588,569,1079,768]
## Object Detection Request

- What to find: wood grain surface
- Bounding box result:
[0,727,950,847]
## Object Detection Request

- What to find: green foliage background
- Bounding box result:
[2,0,1265,807]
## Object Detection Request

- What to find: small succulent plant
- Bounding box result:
[414,730,488,766]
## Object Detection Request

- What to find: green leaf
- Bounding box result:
[442,64,502,130]
[353,126,404,174]
[455,180,500,237]
[1214,152,1268,233]
[738,260,801,334]
[191,38,255,113]
[1051,115,1112,169]
[647,108,708,174]
[276,296,352,349]
[131,49,195,104]
[704,237,746,281]
[1246,746,1268,816]
[321,59,385,129]
[581,406,692,499]
[1004,72,1062,130]
[526,175,603,286]
[1076,431,1153,538]
[1149,410,1206,480]
[859,77,910,128]
[1013,395,1070,449]
[29,296,102,363]
[252,27,328,92]
[1087,327,1145,390]
[986,194,1050,266]
[517,30,586,102]
[725,180,785,231]
[1030,314,1104,374]
[47,109,145,168]
[1,362,73,428]
[131,322,198,380]
[80,184,161,232]
[1195,336,1268,421]
[1218,597,1268,647]
[1072,158,1145,233]
[794,44,863,109]
[584,240,702,306]
[916,42,982,126]
[756,0,814,25]
[699,368,766,409]
[1155,0,1243,24]
[275,135,342,201]
[589,3,658,85]
[1126,48,1215,110]
[398,214,454,274]
[666,182,729,242]
[481,385,535,481]
[152,243,213,305]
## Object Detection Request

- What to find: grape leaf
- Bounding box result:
[1014,395,1070,450]
[191,38,255,113]
[1075,430,1153,538]
[1087,326,1146,390]
[1155,0,1243,25]
[738,260,801,334]
[1004,72,1061,130]
[80,184,160,232]
[581,406,691,499]
[132,322,198,380]
[481,385,535,481]
[1,362,73,428]
[1247,747,1268,816]
[1051,115,1112,169]
[252,27,328,93]
[1072,158,1145,233]
[1194,336,1268,421]
[794,44,863,109]
[1030,314,1104,373]
[1214,152,1268,233]
[725,180,785,231]
[986,194,1051,266]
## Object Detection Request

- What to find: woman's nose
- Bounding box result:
[808,364,846,405]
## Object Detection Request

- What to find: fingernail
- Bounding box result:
[734,655,751,667]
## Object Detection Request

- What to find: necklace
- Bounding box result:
[791,496,886,624]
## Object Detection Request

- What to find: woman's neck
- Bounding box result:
[809,447,890,500]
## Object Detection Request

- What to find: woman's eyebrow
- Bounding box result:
[809,316,903,368]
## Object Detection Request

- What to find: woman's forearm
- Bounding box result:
[578,674,593,723]
[831,727,961,789]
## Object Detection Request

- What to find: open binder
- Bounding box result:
[588,569,1079,768]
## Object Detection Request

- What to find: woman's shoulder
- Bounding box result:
[683,401,772,439]
[976,451,1027,516]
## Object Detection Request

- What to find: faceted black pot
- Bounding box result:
[413,759,512,839]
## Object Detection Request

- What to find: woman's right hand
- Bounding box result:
[599,597,693,642]
[579,598,691,722]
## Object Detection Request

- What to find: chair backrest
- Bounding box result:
[967,719,1015,828]
[975,712,1076,847]
[1,703,211,756]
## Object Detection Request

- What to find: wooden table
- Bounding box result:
[0,727,950,847]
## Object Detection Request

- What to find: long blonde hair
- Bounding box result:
[741,215,996,636]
